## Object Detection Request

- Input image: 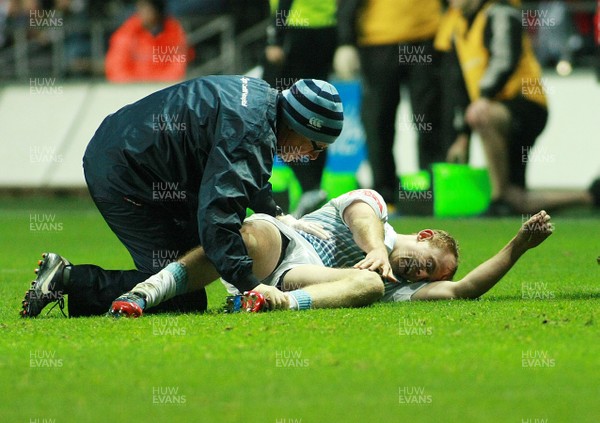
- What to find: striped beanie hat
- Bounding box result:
[281,79,344,144]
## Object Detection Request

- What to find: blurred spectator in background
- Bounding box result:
[334,0,445,209]
[105,0,188,82]
[54,0,92,76]
[440,0,595,215]
[532,0,582,76]
[435,5,470,164]
[0,0,12,49]
[263,0,337,217]
[2,0,43,46]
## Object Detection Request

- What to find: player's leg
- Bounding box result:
[281,266,385,309]
[111,216,285,316]
[183,217,284,291]
[501,98,593,213]
[505,187,594,213]
[466,100,512,202]
[20,196,200,318]
[70,197,205,316]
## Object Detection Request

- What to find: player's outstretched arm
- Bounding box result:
[412,211,554,300]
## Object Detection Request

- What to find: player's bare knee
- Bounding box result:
[362,270,385,299]
[349,270,384,302]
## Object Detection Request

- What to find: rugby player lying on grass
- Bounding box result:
[106,189,553,316]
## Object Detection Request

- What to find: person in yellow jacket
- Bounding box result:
[439,0,596,215]
[335,0,445,208]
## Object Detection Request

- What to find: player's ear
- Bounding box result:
[417,229,435,241]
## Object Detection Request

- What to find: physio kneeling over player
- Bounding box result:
[21,76,343,318]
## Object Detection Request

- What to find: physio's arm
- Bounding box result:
[412,211,553,300]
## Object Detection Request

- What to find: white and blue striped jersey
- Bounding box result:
[222,189,427,301]
[296,189,427,301]
[297,189,397,268]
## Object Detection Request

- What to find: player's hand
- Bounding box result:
[354,247,398,282]
[516,210,554,249]
[265,45,285,65]
[277,214,332,240]
[334,45,360,80]
[447,133,469,164]
[252,284,289,310]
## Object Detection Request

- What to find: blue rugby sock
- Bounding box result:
[287,290,312,310]
[165,262,188,296]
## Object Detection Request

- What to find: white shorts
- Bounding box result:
[381,280,429,302]
[221,213,323,295]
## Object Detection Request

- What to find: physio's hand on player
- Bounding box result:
[447,133,469,164]
[516,210,554,249]
[334,45,360,80]
[252,284,289,310]
[277,214,332,240]
[354,247,398,282]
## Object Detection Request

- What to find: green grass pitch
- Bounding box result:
[0,196,598,422]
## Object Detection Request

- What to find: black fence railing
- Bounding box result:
[0,15,269,81]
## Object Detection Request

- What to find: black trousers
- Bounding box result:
[67,265,207,317]
[263,26,337,193]
[359,39,444,204]
[66,184,207,317]
[500,96,548,189]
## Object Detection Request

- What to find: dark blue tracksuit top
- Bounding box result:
[83,75,280,292]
